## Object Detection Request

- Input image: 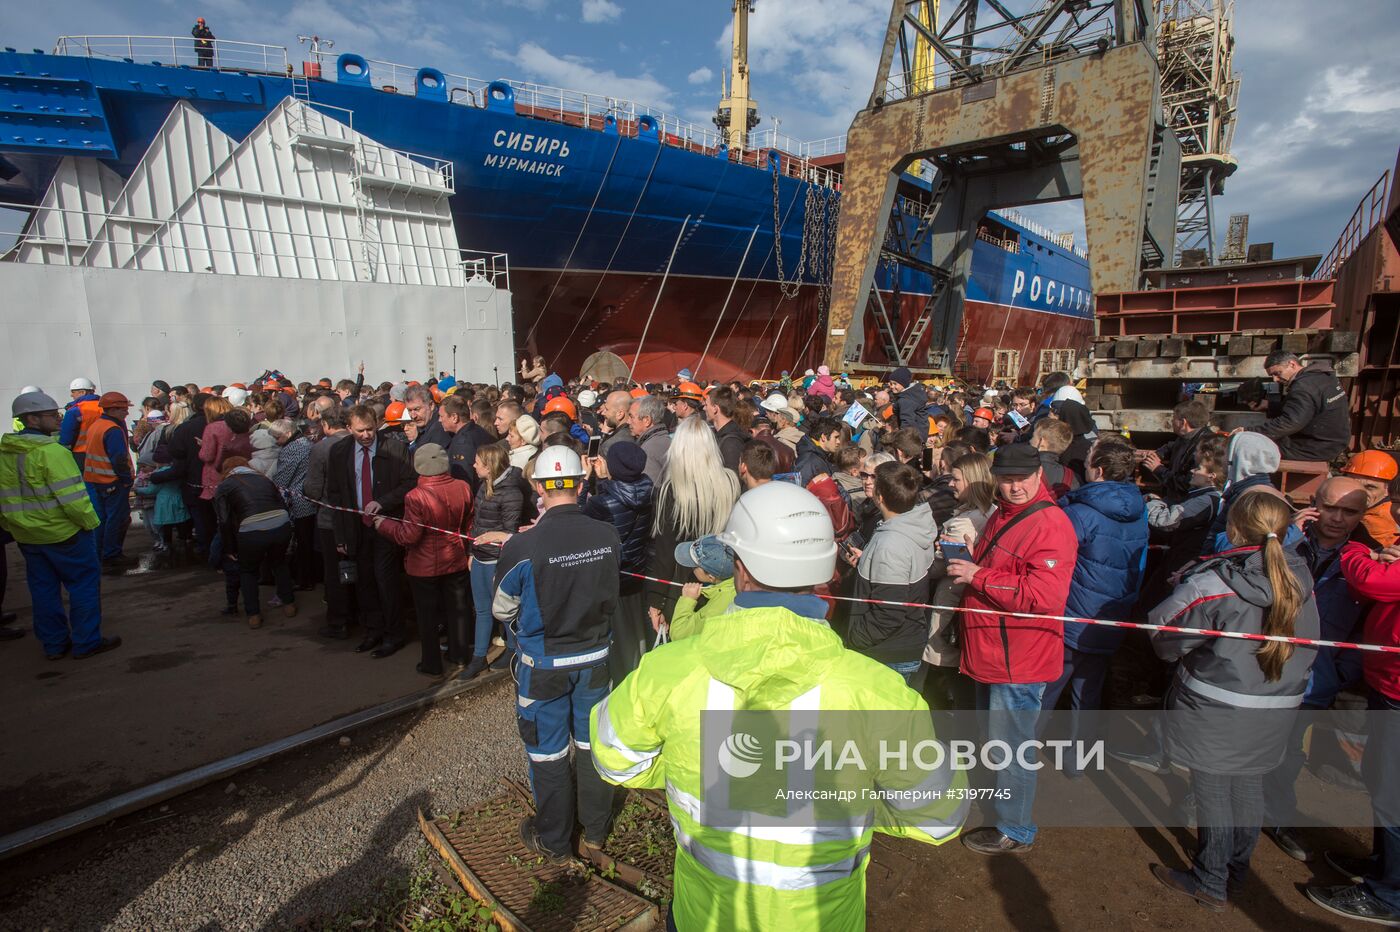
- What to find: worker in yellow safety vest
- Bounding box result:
[0,391,119,659]
[590,482,969,931]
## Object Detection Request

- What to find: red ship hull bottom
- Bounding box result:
[510,270,1091,388]
[511,268,827,383]
[956,300,1094,386]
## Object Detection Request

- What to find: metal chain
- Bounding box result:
[771,156,809,299]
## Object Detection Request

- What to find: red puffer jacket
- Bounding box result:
[1341,542,1400,701]
[959,481,1078,685]
[376,473,472,577]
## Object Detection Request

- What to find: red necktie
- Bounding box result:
[360,446,373,526]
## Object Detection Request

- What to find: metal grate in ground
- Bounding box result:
[420,789,660,931]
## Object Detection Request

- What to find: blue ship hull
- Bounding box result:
[0,48,1092,382]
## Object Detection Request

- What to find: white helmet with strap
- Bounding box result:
[534,444,585,490]
[69,377,96,392]
[718,482,836,589]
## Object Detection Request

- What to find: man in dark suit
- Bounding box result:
[327,404,416,657]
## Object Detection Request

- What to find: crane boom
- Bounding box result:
[714,2,759,149]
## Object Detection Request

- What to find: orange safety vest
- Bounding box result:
[82,418,127,485]
[69,400,102,454]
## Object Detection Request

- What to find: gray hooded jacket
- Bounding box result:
[1150,546,1319,774]
[846,504,937,664]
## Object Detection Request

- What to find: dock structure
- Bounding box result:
[823,0,1178,379]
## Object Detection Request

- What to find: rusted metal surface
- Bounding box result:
[825,36,1165,371]
[419,794,659,932]
[1092,408,1263,434]
[1086,352,1359,381]
[1095,279,1337,336]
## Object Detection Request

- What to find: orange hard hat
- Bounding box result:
[1343,450,1399,482]
[675,381,705,402]
[430,387,444,402]
[385,401,411,423]
[196,17,206,23]
[231,382,247,390]
[973,407,996,422]
[200,386,214,394]
[543,395,578,421]
[629,387,648,399]
[98,391,131,409]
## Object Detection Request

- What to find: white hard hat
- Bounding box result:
[222,387,249,406]
[13,391,61,418]
[577,389,598,408]
[21,385,42,395]
[760,393,793,417]
[69,377,95,392]
[533,444,586,488]
[718,482,836,589]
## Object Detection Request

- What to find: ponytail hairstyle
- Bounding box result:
[1225,491,1303,682]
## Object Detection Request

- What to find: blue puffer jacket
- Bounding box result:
[581,474,655,572]
[1060,480,1149,654]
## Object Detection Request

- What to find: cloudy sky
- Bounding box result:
[2,0,1397,257]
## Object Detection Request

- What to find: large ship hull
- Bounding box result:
[0,46,1093,384]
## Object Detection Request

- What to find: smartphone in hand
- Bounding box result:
[941,541,970,563]
[587,435,602,458]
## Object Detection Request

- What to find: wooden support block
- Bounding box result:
[1112,341,1138,359]
[1136,339,1160,357]
[1252,336,1280,356]
[1281,332,1310,355]
[1196,393,1218,411]
[1098,393,1123,410]
[1227,336,1253,357]
[1328,331,1360,353]
[1160,338,1186,357]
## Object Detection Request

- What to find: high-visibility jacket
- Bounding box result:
[590,606,968,931]
[0,431,101,544]
[64,398,102,454]
[82,417,129,485]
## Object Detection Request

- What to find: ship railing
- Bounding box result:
[993,208,1087,259]
[53,35,289,75]
[799,134,849,159]
[1312,168,1391,281]
[977,229,1020,254]
[0,200,506,290]
[303,49,845,189]
[354,138,455,193]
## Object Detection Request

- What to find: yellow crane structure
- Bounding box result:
[714,2,759,150]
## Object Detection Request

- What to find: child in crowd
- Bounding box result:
[655,534,736,641]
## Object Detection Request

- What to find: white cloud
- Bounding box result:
[508,41,672,109]
[581,0,622,23]
[688,66,714,86]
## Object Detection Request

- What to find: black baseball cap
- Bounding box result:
[990,443,1041,476]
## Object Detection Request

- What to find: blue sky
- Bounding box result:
[2,0,1398,258]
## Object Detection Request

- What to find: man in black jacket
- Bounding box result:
[705,386,750,477]
[795,416,843,486]
[1250,352,1351,462]
[440,394,492,491]
[1142,399,1212,502]
[887,367,930,440]
[327,405,417,657]
[155,392,211,555]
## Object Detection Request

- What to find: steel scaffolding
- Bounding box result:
[1156,0,1241,266]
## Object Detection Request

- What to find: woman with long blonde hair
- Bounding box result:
[1147,489,1319,910]
[644,416,740,620]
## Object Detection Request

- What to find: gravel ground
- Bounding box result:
[0,675,526,932]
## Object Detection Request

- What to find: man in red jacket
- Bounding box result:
[1305,541,1400,924]
[946,442,1078,854]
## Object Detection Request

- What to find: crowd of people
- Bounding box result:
[0,352,1397,928]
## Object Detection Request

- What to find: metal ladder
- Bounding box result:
[350,141,382,283]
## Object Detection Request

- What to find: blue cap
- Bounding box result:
[674,535,735,580]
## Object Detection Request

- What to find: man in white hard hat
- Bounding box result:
[0,392,120,659]
[489,441,622,862]
[59,377,101,470]
[591,482,968,931]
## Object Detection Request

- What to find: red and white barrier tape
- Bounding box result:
[193,480,1400,656]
